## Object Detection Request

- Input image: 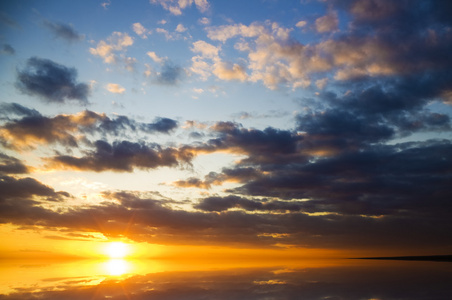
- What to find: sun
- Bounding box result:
[105,242,129,258]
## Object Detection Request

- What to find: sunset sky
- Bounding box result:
[1,0,452,259]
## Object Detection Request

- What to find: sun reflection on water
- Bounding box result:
[103,258,131,276]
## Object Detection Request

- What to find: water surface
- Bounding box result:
[0,258,451,299]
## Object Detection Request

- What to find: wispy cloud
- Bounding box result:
[154,62,185,85]
[0,11,21,29]
[43,20,85,42]
[147,51,166,64]
[106,83,125,94]
[132,22,150,39]
[1,44,15,55]
[150,0,209,15]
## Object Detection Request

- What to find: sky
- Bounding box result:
[0,0,452,258]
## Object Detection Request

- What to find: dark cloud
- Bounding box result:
[195,195,305,212]
[47,140,193,172]
[1,43,15,55]
[0,187,450,251]
[294,72,452,155]
[0,104,179,149]
[15,57,90,104]
[1,113,79,149]
[0,102,40,118]
[143,117,178,133]
[0,175,70,204]
[335,0,452,31]
[186,122,305,166]
[172,176,212,189]
[230,140,452,219]
[43,20,84,42]
[0,153,29,174]
[173,167,262,189]
[155,62,184,85]
[328,0,452,74]
[0,11,21,29]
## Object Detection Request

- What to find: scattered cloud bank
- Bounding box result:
[1,0,452,253]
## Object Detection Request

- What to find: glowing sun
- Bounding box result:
[105,242,129,258]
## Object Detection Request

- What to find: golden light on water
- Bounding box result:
[104,259,130,276]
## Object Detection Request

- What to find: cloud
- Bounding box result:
[0,110,96,150]
[143,117,178,134]
[89,32,135,70]
[155,62,184,85]
[46,140,192,172]
[106,83,125,94]
[154,26,189,41]
[0,104,179,150]
[15,57,90,104]
[101,0,111,9]
[204,22,323,89]
[195,195,306,212]
[147,51,166,64]
[175,23,187,32]
[196,0,452,91]
[0,185,451,250]
[190,40,222,80]
[213,62,247,81]
[199,17,210,25]
[2,0,452,255]
[190,40,249,82]
[188,122,304,165]
[1,44,15,55]
[0,175,70,203]
[315,12,339,33]
[43,20,85,42]
[0,153,29,174]
[0,12,21,29]
[0,102,40,118]
[230,140,452,218]
[132,22,149,38]
[295,20,307,28]
[315,78,328,89]
[150,0,209,15]
[173,167,261,189]
[172,177,212,189]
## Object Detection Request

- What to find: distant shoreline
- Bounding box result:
[350,255,452,262]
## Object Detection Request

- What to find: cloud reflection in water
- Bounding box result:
[0,259,451,299]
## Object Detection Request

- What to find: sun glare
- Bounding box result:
[105,242,129,258]
[104,259,130,276]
